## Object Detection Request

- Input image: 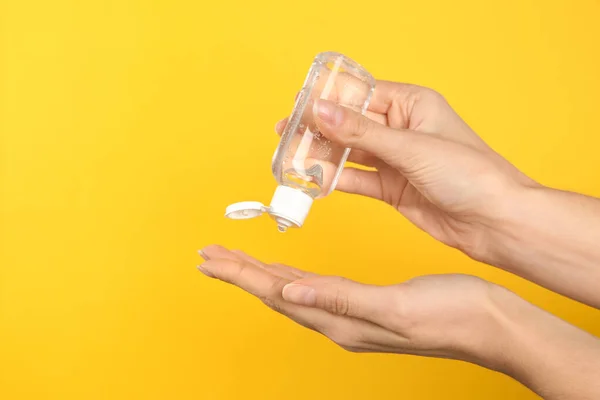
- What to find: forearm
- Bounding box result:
[481,185,600,308]
[485,285,600,399]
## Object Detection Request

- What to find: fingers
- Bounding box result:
[199,245,314,297]
[261,261,313,281]
[274,117,288,134]
[270,263,316,279]
[200,257,288,300]
[201,257,335,333]
[367,80,423,115]
[229,249,265,268]
[200,244,241,263]
[197,246,414,353]
[346,150,380,168]
[274,117,380,169]
[335,168,383,200]
[314,99,401,156]
[281,276,395,326]
[274,111,386,136]
[313,99,433,173]
[198,246,336,333]
[273,82,434,170]
[202,245,309,281]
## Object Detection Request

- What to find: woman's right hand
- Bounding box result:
[276,81,537,259]
[276,81,600,309]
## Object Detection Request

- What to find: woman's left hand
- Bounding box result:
[198,245,600,399]
[198,245,508,368]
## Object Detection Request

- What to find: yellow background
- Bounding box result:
[1,0,599,398]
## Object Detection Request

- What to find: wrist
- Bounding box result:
[460,180,538,265]
[481,283,600,399]
[433,279,525,373]
[471,178,551,266]
[472,182,600,308]
[455,282,526,373]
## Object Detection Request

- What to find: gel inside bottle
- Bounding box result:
[225,52,375,231]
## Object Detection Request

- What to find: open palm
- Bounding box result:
[198,244,503,369]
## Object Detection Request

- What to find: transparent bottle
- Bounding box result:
[225,52,375,232]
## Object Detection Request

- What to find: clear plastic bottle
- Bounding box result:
[225,52,375,232]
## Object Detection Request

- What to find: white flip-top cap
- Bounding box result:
[225,185,314,232]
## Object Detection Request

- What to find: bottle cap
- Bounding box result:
[224,201,267,220]
[225,186,314,232]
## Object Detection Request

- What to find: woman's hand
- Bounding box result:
[276,82,600,308]
[198,245,600,400]
[198,245,504,366]
[276,82,537,258]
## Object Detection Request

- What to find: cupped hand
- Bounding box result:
[276,82,538,258]
[198,245,508,370]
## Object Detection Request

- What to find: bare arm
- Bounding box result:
[489,284,600,399]
[480,186,600,309]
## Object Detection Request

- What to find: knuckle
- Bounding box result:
[345,113,370,144]
[336,292,350,316]
[259,295,284,314]
[351,171,364,193]
[260,276,288,314]
[213,259,243,283]
[231,260,249,282]
[385,284,418,333]
[323,288,351,316]
[266,276,287,297]
[420,87,447,104]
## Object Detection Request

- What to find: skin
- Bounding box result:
[199,81,600,399]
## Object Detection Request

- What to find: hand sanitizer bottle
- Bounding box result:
[225,52,375,232]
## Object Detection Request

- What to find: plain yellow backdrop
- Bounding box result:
[1,0,599,398]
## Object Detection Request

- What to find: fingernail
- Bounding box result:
[198,249,209,260]
[197,265,215,278]
[282,284,316,306]
[315,100,343,126]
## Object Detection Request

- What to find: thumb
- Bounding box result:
[313,99,431,171]
[281,276,394,323]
